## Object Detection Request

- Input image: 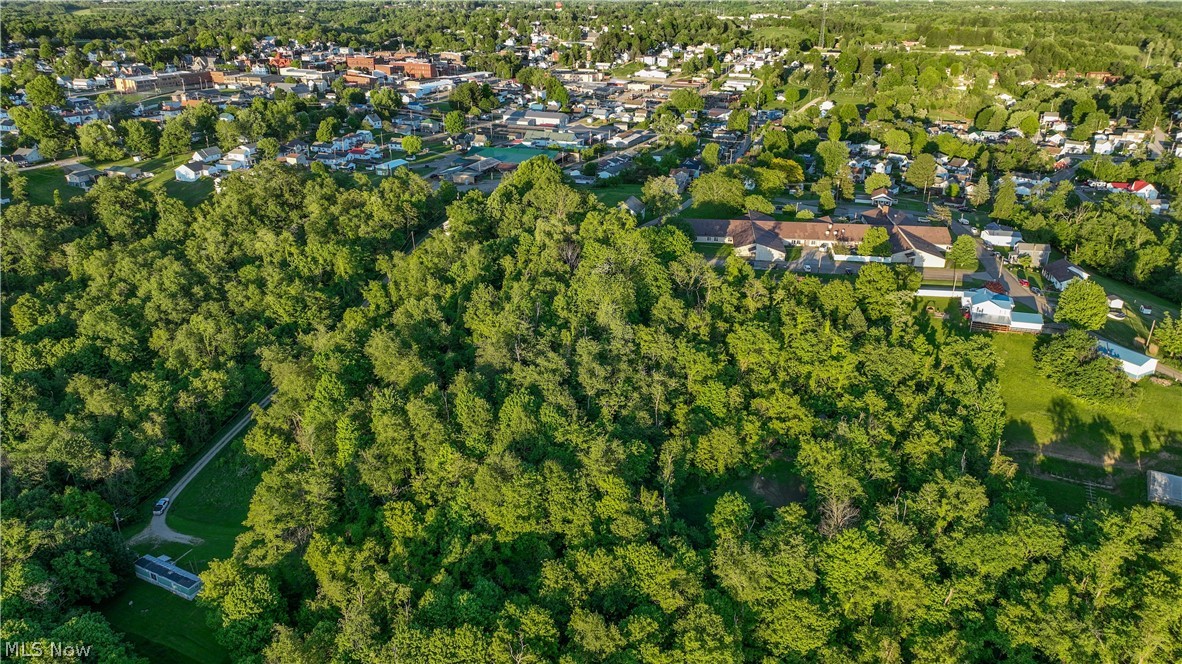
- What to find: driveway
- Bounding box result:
[976,245,1048,315]
[128,390,275,546]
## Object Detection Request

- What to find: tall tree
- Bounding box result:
[1054,279,1109,330]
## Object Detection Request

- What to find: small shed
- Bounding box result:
[134,554,203,600]
[1147,471,1182,507]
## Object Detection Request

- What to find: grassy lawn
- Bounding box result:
[888,196,930,213]
[161,178,215,207]
[25,167,85,205]
[584,183,643,208]
[22,152,211,207]
[920,274,984,288]
[693,242,734,262]
[1089,274,1179,357]
[611,62,644,77]
[102,583,226,664]
[1017,455,1152,514]
[991,333,1182,466]
[101,436,261,664]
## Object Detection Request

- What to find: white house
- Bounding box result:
[981,224,1023,248]
[1108,179,1158,201]
[224,145,255,164]
[960,289,1043,332]
[1096,339,1157,380]
[374,158,409,176]
[1043,259,1089,291]
[217,158,249,172]
[175,161,204,182]
[192,147,222,163]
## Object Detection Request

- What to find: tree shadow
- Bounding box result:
[1047,395,1117,460]
[1003,418,1037,447]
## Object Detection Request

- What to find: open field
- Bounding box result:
[990,333,1182,466]
[23,152,210,207]
[915,301,1182,514]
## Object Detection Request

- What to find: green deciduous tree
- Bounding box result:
[24,74,65,108]
[444,110,466,135]
[1054,279,1109,330]
[860,226,893,256]
[401,134,423,155]
[864,172,892,194]
[642,175,680,218]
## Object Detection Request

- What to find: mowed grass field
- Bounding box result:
[990,333,1182,467]
[24,153,215,207]
[101,436,261,664]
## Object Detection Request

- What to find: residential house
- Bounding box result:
[62,164,101,189]
[276,153,308,167]
[869,188,895,206]
[61,108,99,126]
[192,147,222,163]
[135,555,202,601]
[960,289,1044,332]
[362,113,384,129]
[981,223,1023,248]
[1108,179,1158,200]
[1096,339,1157,380]
[175,161,205,182]
[1013,242,1052,267]
[686,207,953,268]
[8,146,42,164]
[1043,258,1089,290]
[224,145,255,164]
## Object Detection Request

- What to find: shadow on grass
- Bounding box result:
[1048,396,1116,457]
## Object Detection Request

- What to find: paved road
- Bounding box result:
[17,156,84,172]
[128,389,275,546]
